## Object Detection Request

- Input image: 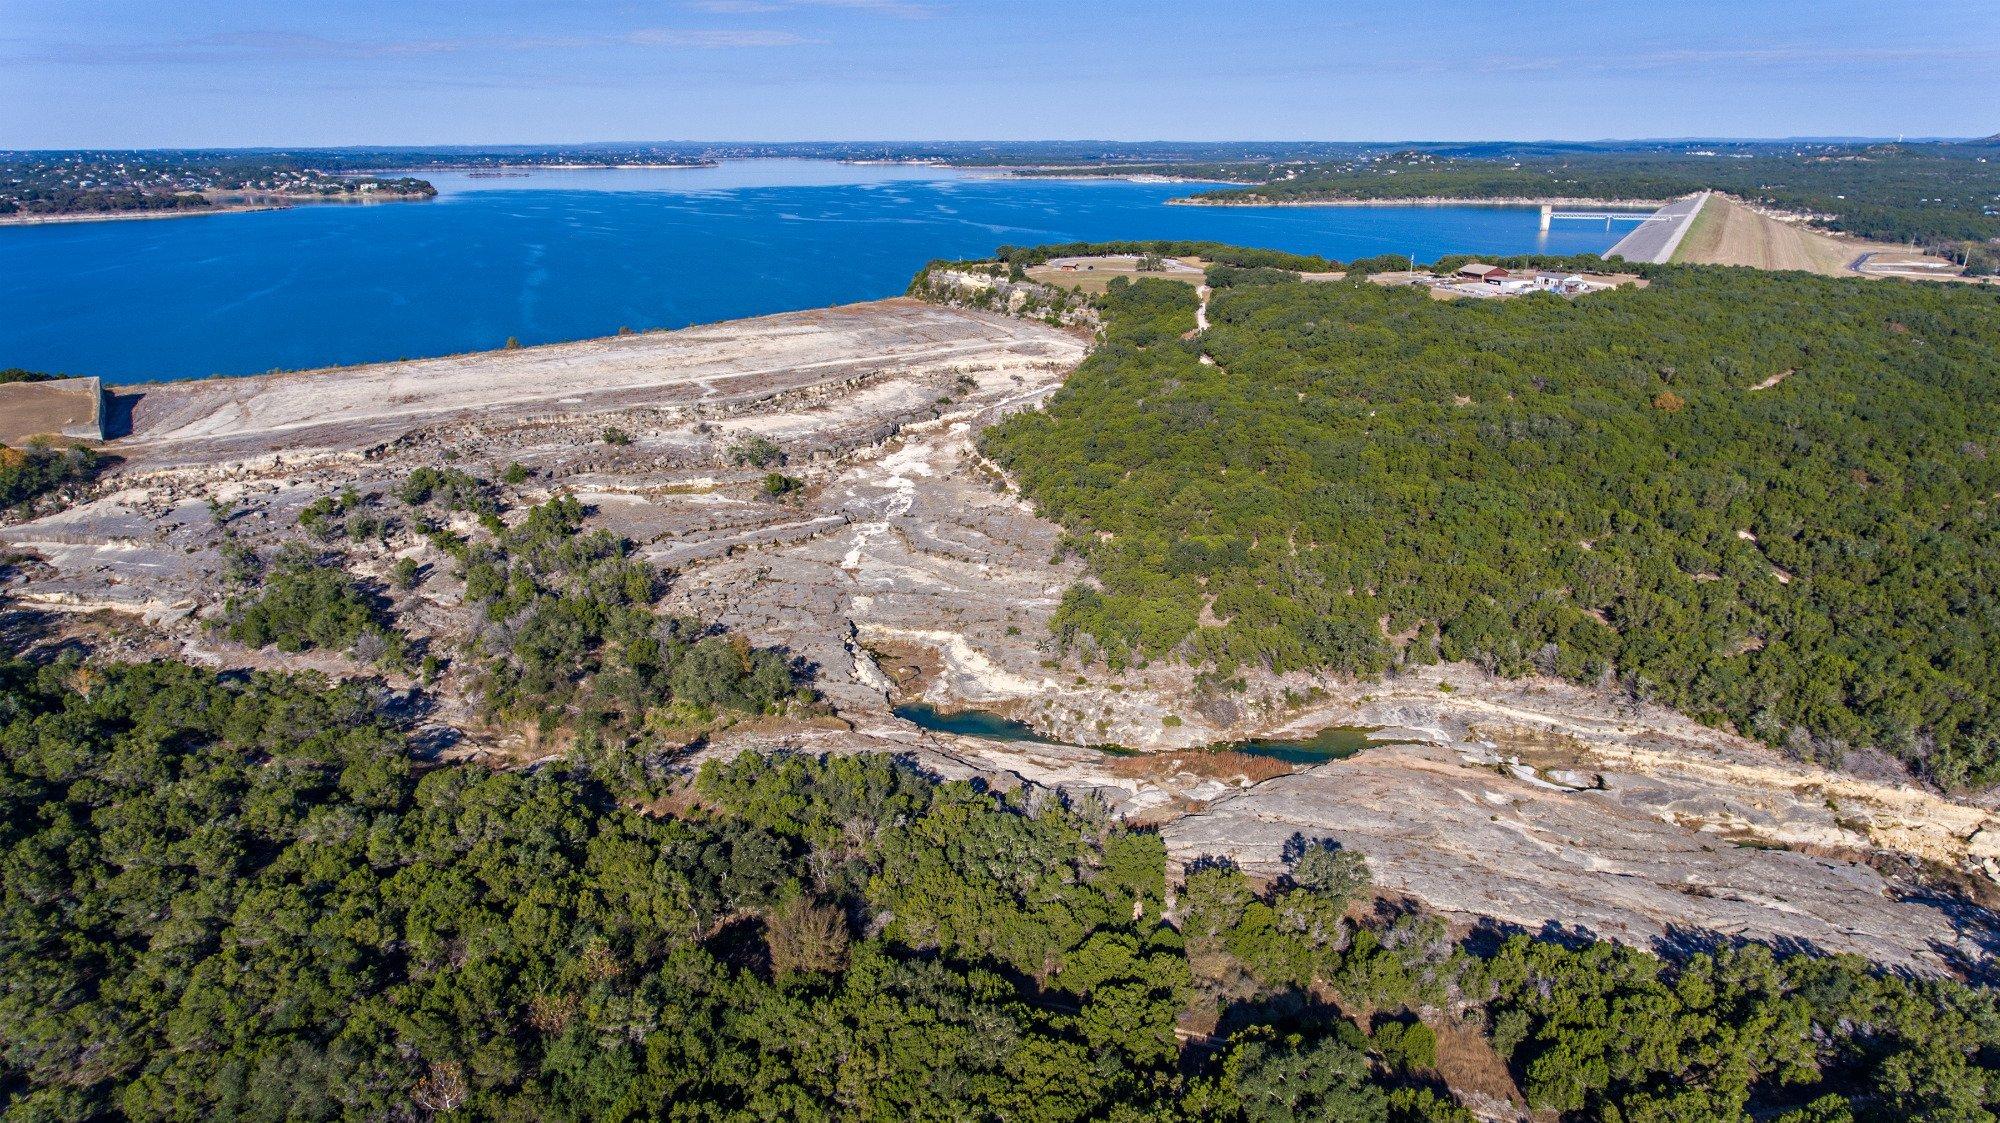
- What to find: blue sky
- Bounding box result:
[3,0,1994,147]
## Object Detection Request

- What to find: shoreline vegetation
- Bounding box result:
[1169,194,1668,209]
[969,165,1263,185]
[1173,143,2000,263]
[0,159,743,226]
[355,160,721,173]
[0,151,442,226]
[0,192,434,227]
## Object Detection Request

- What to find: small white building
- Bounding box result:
[1533,271,1611,295]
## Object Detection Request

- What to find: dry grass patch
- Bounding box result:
[1428,1015,1534,1119]
[1108,748,1294,786]
[1672,193,1955,278]
[1026,255,1208,295]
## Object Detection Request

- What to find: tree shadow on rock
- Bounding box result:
[0,606,85,663]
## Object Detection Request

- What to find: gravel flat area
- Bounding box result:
[114,299,1077,467]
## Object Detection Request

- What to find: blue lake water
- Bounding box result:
[0,160,1625,384]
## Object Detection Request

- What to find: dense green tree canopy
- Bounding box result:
[2,657,1996,1119]
[439,495,808,735]
[984,265,2000,784]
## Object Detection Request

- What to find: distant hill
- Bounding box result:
[1189,143,2000,245]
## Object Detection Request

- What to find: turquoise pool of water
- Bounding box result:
[893,701,1385,764]
[891,702,1058,744]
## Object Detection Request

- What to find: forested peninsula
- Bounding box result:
[982,258,2000,786]
[0,152,435,222]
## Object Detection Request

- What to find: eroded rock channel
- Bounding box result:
[7,297,1999,977]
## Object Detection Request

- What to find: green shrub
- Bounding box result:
[0,441,99,514]
[223,548,400,661]
[728,435,783,467]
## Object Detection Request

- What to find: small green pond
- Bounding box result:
[1223,726,1383,763]
[892,703,1060,744]
[892,703,1386,763]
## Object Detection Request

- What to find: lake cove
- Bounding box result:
[0,160,1624,382]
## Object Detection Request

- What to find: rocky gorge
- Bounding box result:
[5,288,1998,979]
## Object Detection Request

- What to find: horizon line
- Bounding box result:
[4,133,1993,155]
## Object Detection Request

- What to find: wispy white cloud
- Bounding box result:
[1468,43,2000,75]
[623,28,814,47]
[687,0,934,18]
[1631,45,2000,67]
[7,26,816,65]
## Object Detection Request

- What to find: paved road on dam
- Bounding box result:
[1607,191,1709,263]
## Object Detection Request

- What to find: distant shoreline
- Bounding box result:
[968,166,1260,186]
[360,161,719,174]
[1169,194,1670,209]
[0,205,286,228]
[0,194,432,229]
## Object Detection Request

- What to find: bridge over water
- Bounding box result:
[1538,204,1664,232]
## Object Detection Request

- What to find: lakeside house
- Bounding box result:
[1456,262,1508,283]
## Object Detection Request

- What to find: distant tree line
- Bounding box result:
[994,240,1343,272]
[1188,142,2000,251]
[0,152,436,217]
